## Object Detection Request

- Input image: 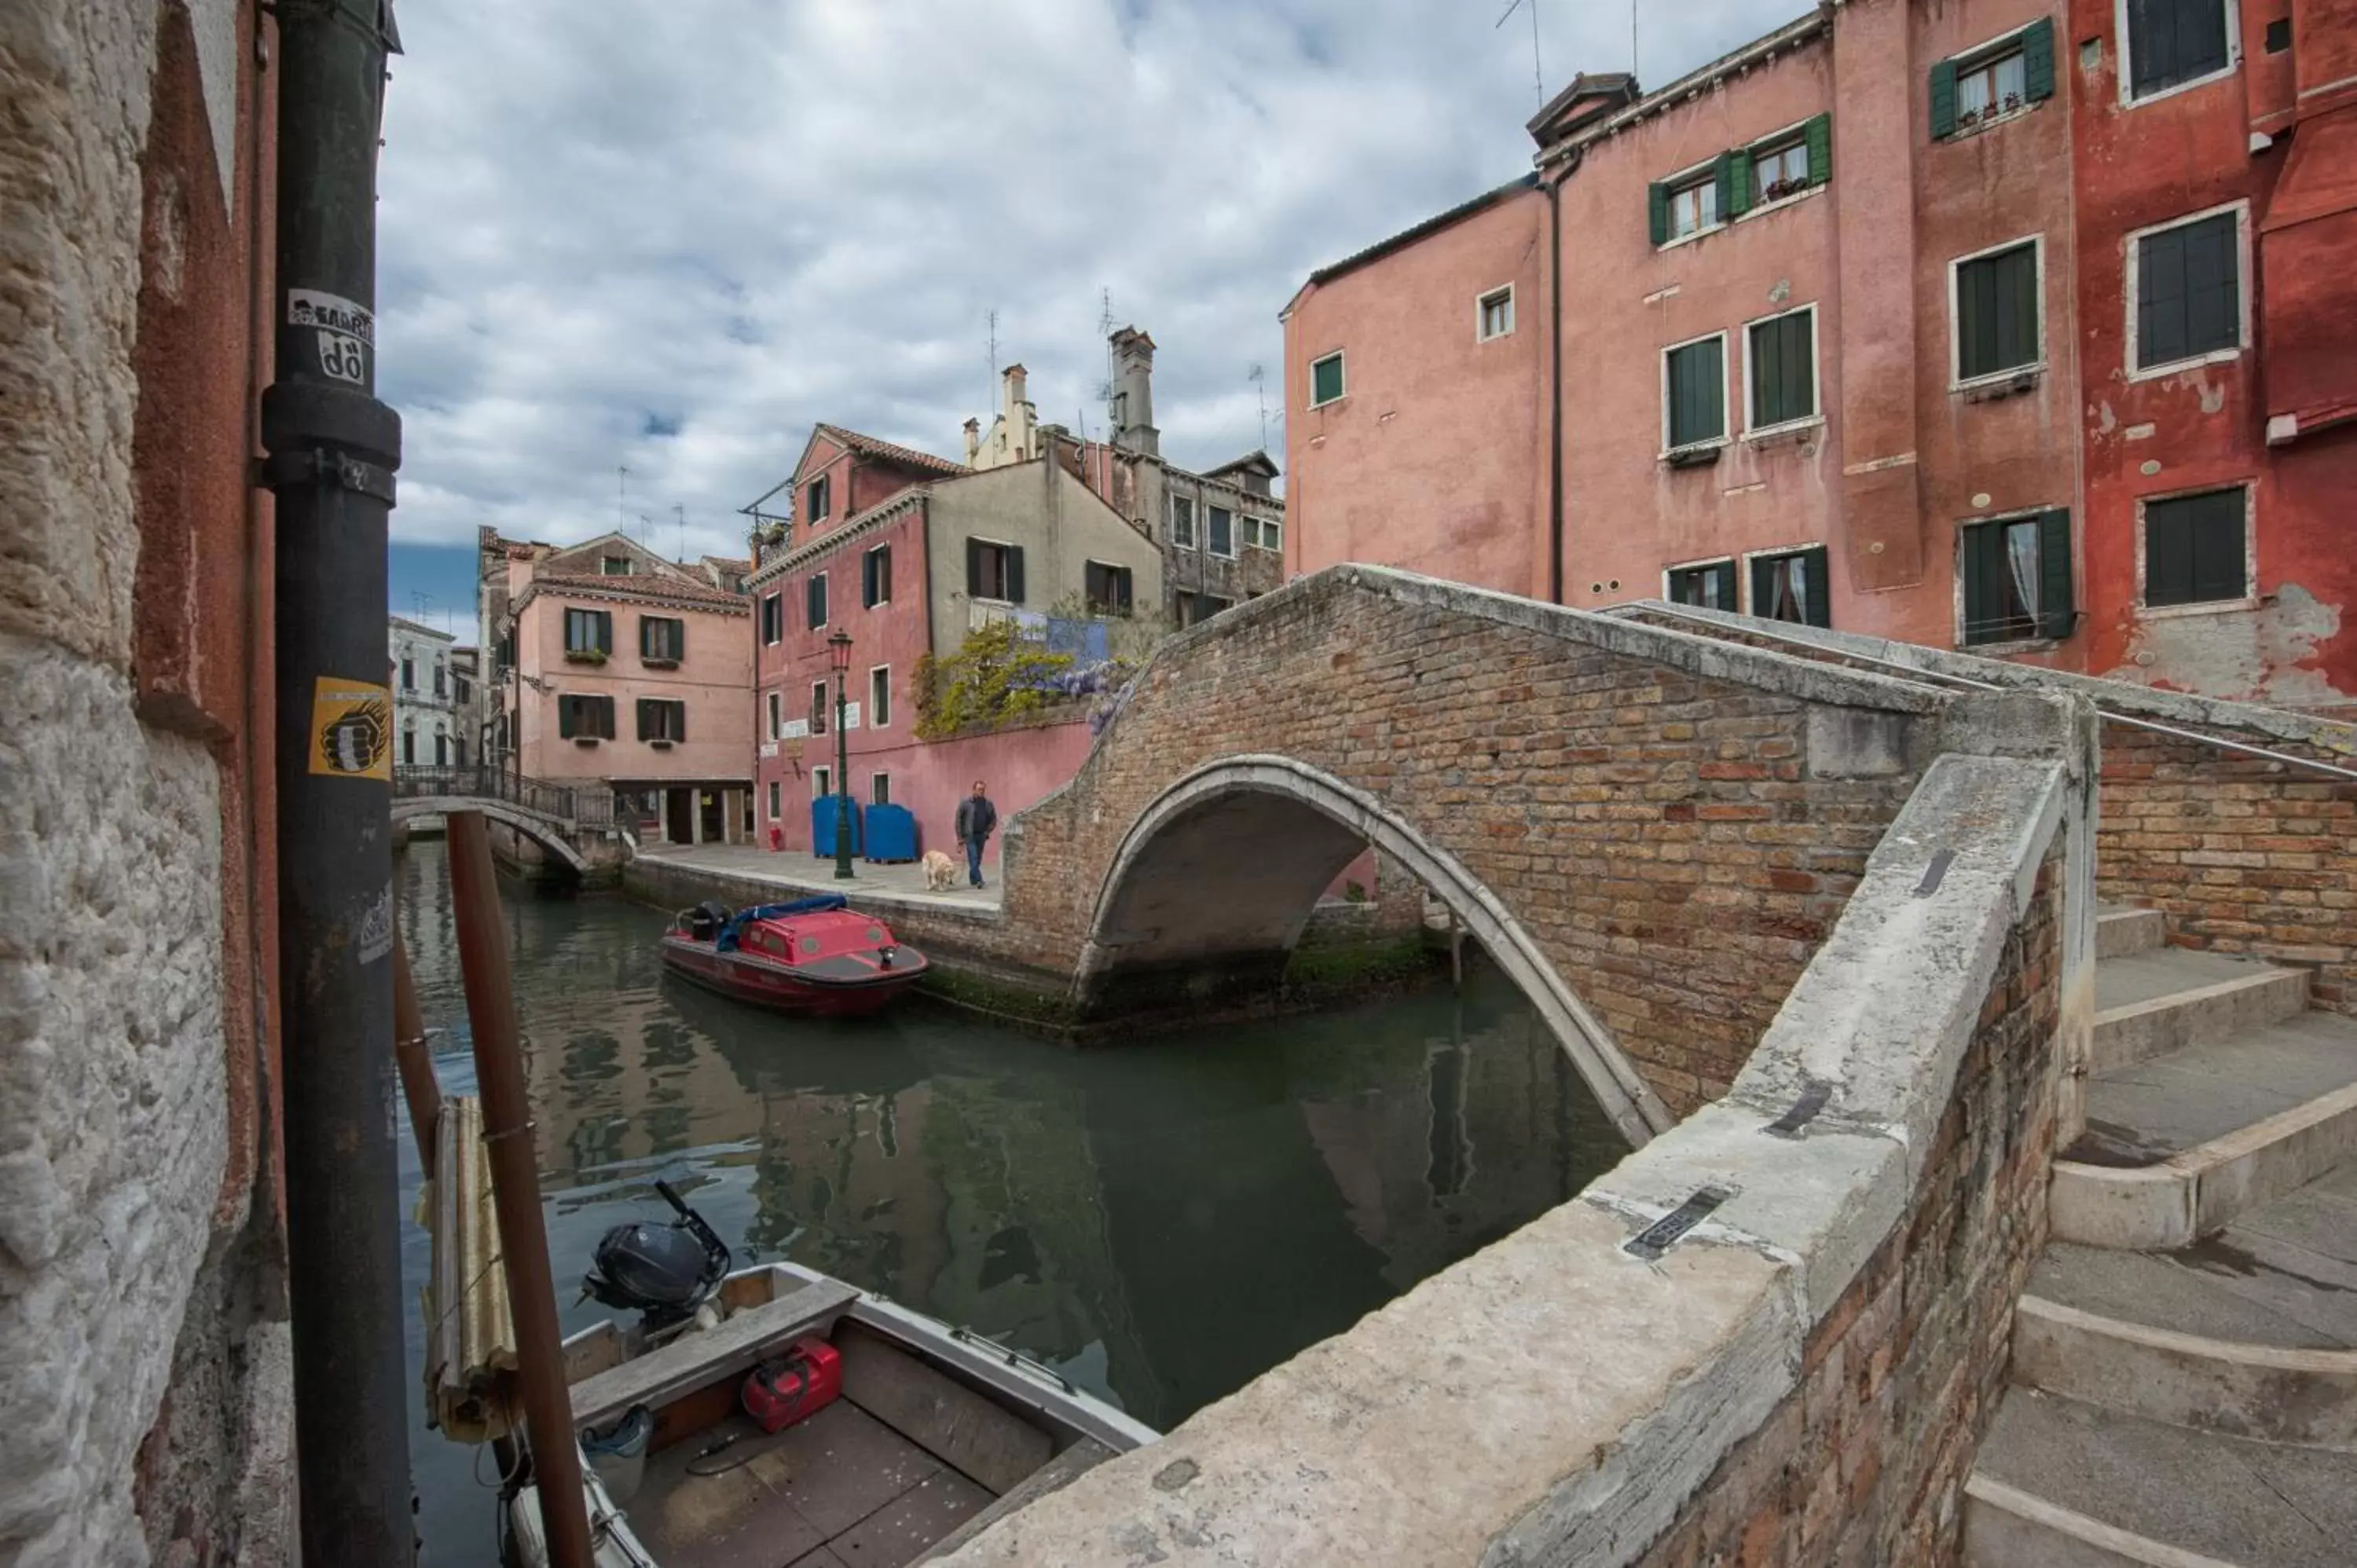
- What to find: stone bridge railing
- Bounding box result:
[931,692,2099,1566]
[390,764,618,833]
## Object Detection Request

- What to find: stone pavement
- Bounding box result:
[633,841,1005,911]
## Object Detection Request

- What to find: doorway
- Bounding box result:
[699,789,724,844]
[665,787,693,844]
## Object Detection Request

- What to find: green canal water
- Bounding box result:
[394,838,1626,1561]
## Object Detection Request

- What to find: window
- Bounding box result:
[432,664,446,698]
[870,773,892,807]
[812,765,830,799]
[2142,487,2249,607]
[1477,286,1514,341]
[1746,308,1818,432]
[1178,592,1233,627]
[1085,561,1134,617]
[636,698,687,742]
[557,694,616,739]
[1952,239,2043,383]
[2133,207,2242,374]
[1751,138,1809,204]
[1310,352,1345,407]
[400,658,414,691]
[1662,334,1728,452]
[1750,547,1832,627]
[1933,20,2055,136]
[1659,168,1717,241]
[564,608,613,656]
[805,573,829,629]
[1170,496,1197,549]
[766,690,782,741]
[862,544,891,608]
[768,780,781,820]
[806,474,831,523]
[453,737,465,767]
[1207,506,1235,558]
[454,674,471,706]
[600,555,632,576]
[1666,559,1739,610]
[760,593,783,644]
[1244,517,1283,552]
[402,728,416,765]
[967,539,1023,603]
[809,680,830,735]
[2124,0,2232,101]
[868,665,891,728]
[1962,511,2074,644]
[640,615,684,663]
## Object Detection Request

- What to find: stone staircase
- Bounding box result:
[1964,907,2357,1565]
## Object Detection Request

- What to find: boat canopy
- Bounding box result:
[715,894,849,951]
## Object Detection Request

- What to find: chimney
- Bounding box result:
[963,416,981,465]
[1110,327,1158,458]
[1000,364,1036,461]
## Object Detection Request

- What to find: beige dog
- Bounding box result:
[919,849,959,892]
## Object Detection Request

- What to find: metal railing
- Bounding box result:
[391,764,618,830]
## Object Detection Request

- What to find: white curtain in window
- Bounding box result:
[1773,556,1807,621]
[2006,522,2041,622]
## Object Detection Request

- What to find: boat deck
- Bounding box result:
[628,1398,992,1568]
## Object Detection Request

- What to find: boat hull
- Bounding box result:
[658,934,926,1017]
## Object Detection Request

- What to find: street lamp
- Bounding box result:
[828,630,855,881]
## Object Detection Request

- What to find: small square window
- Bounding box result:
[1666,559,1739,610]
[1752,141,1809,203]
[969,540,1017,602]
[1085,561,1134,617]
[1669,173,1717,239]
[868,665,892,729]
[2143,488,2249,607]
[1961,511,2073,645]
[1310,352,1345,407]
[1956,46,2027,124]
[1170,496,1197,549]
[870,773,892,807]
[1244,517,1283,552]
[1750,546,1831,627]
[1478,287,1514,341]
[600,555,633,576]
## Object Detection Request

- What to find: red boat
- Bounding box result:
[658,896,928,1017]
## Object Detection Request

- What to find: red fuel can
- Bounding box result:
[742,1337,843,1434]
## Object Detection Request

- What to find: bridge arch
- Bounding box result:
[390,797,590,874]
[1073,755,1675,1146]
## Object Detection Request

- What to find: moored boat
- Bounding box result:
[659,896,928,1017]
[504,1182,1156,1566]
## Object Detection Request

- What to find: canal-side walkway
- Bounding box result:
[633,841,1006,911]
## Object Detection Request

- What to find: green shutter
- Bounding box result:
[596,611,612,654]
[1962,524,1993,644]
[1804,114,1831,186]
[671,702,685,743]
[1725,148,1754,217]
[1712,151,1736,222]
[559,698,577,740]
[1930,57,1959,140]
[2037,509,2075,639]
[1802,546,1832,627]
[1006,544,1026,605]
[2022,17,2056,102]
[1648,181,1670,245]
[1714,560,1739,609]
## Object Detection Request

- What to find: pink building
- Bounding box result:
[478,529,755,844]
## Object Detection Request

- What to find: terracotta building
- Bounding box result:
[746,422,1162,861]
[478,529,755,845]
[1283,0,2357,710]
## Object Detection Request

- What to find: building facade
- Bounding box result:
[479,529,755,844]
[388,614,464,767]
[1283,0,2357,711]
[748,422,1164,859]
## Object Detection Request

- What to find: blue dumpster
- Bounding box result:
[811,795,863,859]
[863,803,918,864]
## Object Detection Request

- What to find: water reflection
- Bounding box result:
[395,839,1624,1562]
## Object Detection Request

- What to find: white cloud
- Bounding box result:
[377,0,1801,560]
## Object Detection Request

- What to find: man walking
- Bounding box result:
[954,779,999,889]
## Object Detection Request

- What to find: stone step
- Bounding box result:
[2051,1013,2357,1249]
[2014,1169,2357,1447]
[2098,903,2165,960]
[2093,950,2310,1072]
[1964,1388,2357,1567]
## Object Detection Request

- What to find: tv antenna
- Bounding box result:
[409,590,434,627]
[673,504,687,561]
[1496,0,1543,104]
[1095,286,1116,426]
[1248,364,1270,452]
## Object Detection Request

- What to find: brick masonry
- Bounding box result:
[1637,859,2065,1568]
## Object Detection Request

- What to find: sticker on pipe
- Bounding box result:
[310,676,393,780]
[286,289,375,343]
[317,330,368,385]
[357,884,394,965]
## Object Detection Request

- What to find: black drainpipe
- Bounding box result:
[261,1,413,1560]
[1545,163,1567,605]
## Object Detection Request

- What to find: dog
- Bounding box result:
[919,849,959,892]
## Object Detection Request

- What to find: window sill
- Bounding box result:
[2128,345,2245,383]
[2137,595,2260,621]
[642,657,680,670]
[1655,222,1725,255]
[572,736,602,747]
[648,738,674,750]
[1743,417,1824,447]
[563,651,608,665]
[1941,102,2038,141]
[1958,635,2061,656]
[1308,395,1347,412]
[2122,63,2241,112]
[1659,441,1727,468]
[1732,183,1825,225]
[1954,365,2045,401]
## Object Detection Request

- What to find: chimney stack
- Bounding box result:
[1109,327,1158,458]
[963,416,981,465]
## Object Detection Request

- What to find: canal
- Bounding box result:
[394,839,1626,1561]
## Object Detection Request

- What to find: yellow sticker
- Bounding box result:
[310,676,393,780]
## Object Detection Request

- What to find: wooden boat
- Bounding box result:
[659,896,929,1018]
[504,1183,1156,1566]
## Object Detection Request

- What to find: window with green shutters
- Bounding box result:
[1746,308,1817,431]
[639,614,684,664]
[564,607,611,656]
[1961,510,2073,645]
[557,694,614,740]
[1310,352,1345,407]
[1750,547,1831,627]
[2124,0,2232,101]
[862,544,891,608]
[635,698,686,743]
[1656,115,1827,238]
[2142,488,2249,607]
[805,571,828,629]
[1931,18,2056,138]
[1662,335,1727,453]
[2134,208,2242,372]
[1953,239,2042,383]
[1666,559,1739,610]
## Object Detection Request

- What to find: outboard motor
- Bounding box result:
[683,900,731,943]
[583,1180,731,1332]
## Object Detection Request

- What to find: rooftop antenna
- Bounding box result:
[673,503,686,562]
[409,590,434,626]
[618,465,629,533]
[985,306,999,411]
[1096,286,1116,431]
[1248,364,1270,452]
[1497,0,1542,104]
[1631,0,1639,80]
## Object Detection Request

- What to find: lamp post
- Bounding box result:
[829,630,854,881]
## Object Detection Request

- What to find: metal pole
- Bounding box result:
[834,663,854,879]
[446,813,596,1568]
[391,932,441,1170]
[262,0,412,1558]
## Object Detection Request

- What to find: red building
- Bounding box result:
[1284,0,2357,711]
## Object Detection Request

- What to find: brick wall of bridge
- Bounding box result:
[997,570,1946,1113]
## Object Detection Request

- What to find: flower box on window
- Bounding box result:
[565,648,607,665]
[642,657,679,670]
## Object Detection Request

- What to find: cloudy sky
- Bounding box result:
[380,0,1805,642]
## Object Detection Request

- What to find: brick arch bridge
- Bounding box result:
[982,566,1968,1134]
